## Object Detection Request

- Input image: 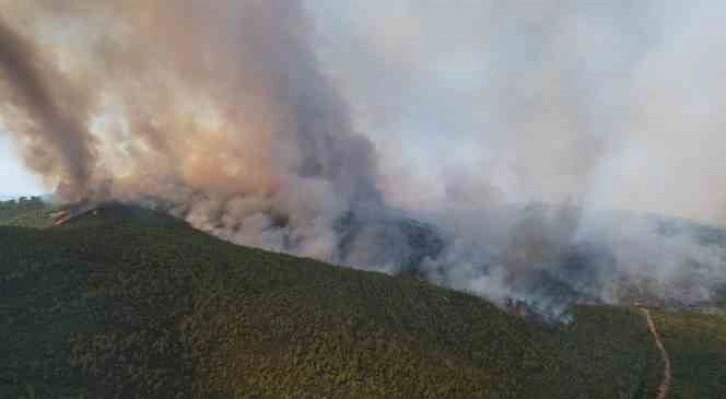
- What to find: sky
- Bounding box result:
[3,0,726,224]
[0,132,44,195]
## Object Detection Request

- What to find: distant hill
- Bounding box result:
[0,193,50,200]
[0,196,56,228]
[1,202,725,397]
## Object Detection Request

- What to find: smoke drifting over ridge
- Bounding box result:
[1,1,726,311]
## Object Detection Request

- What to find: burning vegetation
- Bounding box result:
[0,1,725,313]
[52,203,98,227]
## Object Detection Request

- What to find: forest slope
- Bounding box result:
[1,203,724,398]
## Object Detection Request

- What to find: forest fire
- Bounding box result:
[2,0,725,313]
[52,202,100,226]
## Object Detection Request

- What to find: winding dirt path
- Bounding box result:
[641,308,671,399]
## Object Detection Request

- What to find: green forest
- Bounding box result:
[1,200,725,398]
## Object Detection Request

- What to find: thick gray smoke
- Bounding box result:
[1,0,725,313]
[0,15,95,200]
[308,0,726,310]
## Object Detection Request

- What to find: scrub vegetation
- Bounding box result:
[1,201,724,398]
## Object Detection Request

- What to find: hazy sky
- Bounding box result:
[0,132,44,195]
[3,0,726,225]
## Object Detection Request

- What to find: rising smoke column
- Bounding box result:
[1,1,725,310]
[0,15,96,201]
[0,0,422,270]
[0,0,377,200]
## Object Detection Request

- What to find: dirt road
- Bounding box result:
[641,308,671,399]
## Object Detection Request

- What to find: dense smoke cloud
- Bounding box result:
[0,14,95,200]
[1,0,725,312]
[309,0,726,308]
[0,0,406,270]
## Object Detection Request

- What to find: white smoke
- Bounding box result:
[1,0,725,310]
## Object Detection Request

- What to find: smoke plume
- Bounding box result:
[1,0,725,314]
[0,13,95,200]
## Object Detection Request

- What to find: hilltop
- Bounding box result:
[1,201,725,398]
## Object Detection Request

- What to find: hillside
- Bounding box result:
[0,197,55,229]
[1,202,725,398]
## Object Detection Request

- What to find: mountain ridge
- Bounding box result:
[1,200,725,397]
